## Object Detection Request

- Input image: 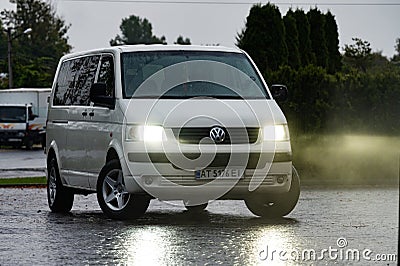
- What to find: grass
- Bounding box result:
[0,176,46,186]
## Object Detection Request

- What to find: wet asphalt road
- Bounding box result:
[0,149,46,178]
[0,186,398,265]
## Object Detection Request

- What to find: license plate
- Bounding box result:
[8,138,22,142]
[195,168,244,179]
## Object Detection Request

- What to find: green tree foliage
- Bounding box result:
[271,65,333,133]
[236,3,288,75]
[237,4,398,135]
[270,43,400,135]
[283,10,300,69]
[0,23,6,57]
[307,8,328,68]
[110,15,166,46]
[343,37,372,72]
[174,35,191,45]
[324,11,342,73]
[392,38,400,62]
[344,37,372,58]
[1,0,71,88]
[0,23,7,87]
[291,9,314,66]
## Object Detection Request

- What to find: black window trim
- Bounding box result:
[93,53,116,100]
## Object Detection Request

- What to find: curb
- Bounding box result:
[0,184,46,188]
[0,168,46,172]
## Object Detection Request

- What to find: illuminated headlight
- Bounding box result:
[263,124,290,141]
[126,125,165,142]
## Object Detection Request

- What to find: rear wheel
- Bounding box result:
[245,166,300,218]
[97,159,150,220]
[47,158,74,212]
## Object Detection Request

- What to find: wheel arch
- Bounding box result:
[47,140,61,173]
[106,147,119,164]
[46,140,70,186]
[106,139,142,194]
[106,139,128,175]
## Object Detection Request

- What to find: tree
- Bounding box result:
[344,38,371,58]
[110,15,166,46]
[236,3,288,75]
[283,10,300,69]
[392,38,400,62]
[1,0,71,88]
[324,11,342,73]
[0,23,7,87]
[292,9,314,66]
[307,8,328,68]
[343,37,372,72]
[174,35,191,45]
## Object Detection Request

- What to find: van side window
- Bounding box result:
[97,55,115,97]
[53,55,100,106]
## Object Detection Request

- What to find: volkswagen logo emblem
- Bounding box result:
[210,126,226,143]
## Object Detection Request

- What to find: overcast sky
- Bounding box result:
[1,0,399,57]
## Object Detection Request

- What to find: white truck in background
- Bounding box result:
[0,88,51,149]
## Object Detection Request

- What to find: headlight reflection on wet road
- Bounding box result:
[124,227,171,265]
[0,188,397,265]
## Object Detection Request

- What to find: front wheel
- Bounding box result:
[184,201,208,212]
[245,166,300,218]
[47,158,74,212]
[97,160,150,220]
[24,138,33,150]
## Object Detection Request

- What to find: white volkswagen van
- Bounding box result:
[46,45,299,220]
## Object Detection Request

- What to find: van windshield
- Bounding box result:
[121,51,269,99]
[0,106,26,123]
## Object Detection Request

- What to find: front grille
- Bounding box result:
[129,152,293,169]
[0,130,24,143]
[0,130,22,138]
[173,127,260,144]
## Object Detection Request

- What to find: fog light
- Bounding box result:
[145,177,153,185]
[277,176,285,184]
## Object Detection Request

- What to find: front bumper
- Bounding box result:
[0,130,25,144]
[122,141,293,200]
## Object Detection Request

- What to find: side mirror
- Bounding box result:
[270,84,288,102]
[29,114,38,121]
[90,83,115,109]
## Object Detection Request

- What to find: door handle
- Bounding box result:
[82,111,88,117]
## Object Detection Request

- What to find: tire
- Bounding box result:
[47,158,74,212]
[97,159,150,220]
[24,139,33,150]
[41,134,46,149]
[184,201,208,212]
[245,166,300,218]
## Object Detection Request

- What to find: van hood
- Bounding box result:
[118,99,287,127]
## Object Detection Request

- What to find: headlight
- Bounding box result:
[126,125,165,142]
[263,124,290,141]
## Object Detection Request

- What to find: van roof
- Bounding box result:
[61,45,243,60]
[0,103,32,107]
